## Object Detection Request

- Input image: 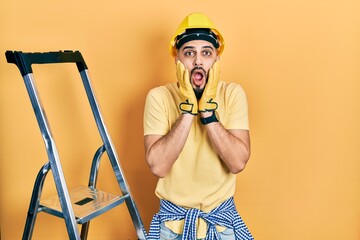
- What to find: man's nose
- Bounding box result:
[194,55,203,66]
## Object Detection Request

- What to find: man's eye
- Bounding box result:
[184,51,194,56]
[203,51,211,56]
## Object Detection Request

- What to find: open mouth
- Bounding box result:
[191,67,206,87]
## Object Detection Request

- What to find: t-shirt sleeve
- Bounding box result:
[143,87,171,136]
[225,84,249,130]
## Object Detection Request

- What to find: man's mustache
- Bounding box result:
[190,67,206,76]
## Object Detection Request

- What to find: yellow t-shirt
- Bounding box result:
[143,81,249,238]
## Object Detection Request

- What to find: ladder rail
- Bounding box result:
[81,144,104,239]
[23,162,51,240]
[22,73,81,239]
[80,70,147,239]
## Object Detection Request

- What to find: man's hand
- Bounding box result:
[199,61,220,112]
[176,61,198,115]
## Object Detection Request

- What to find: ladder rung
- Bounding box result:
[39,185,128,224]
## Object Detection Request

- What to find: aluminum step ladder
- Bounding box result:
[5,50,147,240]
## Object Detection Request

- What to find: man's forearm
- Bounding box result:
[204,122,251,174]
[145,114,194,177]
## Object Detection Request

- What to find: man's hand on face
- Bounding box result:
[199,61,220,112]
[176,60,198,115]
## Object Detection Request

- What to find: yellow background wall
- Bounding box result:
[1,0,359,239]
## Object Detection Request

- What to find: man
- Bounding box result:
[144,13,254,240]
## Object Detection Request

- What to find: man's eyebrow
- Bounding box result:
[182,45,214,51]
[202,46,214,50]
[182,46,195,51]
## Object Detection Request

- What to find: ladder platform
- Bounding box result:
[40,185,128,224]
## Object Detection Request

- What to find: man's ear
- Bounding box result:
[174,56,179,64]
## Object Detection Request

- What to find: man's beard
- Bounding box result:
[194,87,204,100]
[191,67,207,100]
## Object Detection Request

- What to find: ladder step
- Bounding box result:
[39,185,128,224]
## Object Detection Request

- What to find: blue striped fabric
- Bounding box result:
[147,197,254,240]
